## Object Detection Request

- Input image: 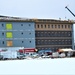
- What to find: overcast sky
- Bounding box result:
[0,0,75,20]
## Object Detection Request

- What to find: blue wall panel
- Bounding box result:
[0,22,35,48]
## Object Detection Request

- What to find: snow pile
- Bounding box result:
[0,58,75,74]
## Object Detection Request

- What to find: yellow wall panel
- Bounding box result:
[6,23,12,30]
[6,32,12,38]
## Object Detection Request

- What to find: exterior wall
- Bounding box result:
[0,18,74,51]
[72,24,74,49]
[0,22,35,48]
[35,19,73,51]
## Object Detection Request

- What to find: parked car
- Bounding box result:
[59,53,66,58]
[17,54,24,59]
[0,55,3,60]
[38,49,52,57]
[32,53,39,58]
[42,55,51,58]
[52,52,59,58]
[17,52,25,59]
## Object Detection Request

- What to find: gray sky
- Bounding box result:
[0,0,75,20]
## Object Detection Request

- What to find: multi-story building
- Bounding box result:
[35,19,74,51]
[0,16,74,51]
[0,16,35,48]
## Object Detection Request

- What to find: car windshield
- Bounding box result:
[38,50,52,53]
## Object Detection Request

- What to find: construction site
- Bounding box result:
[0,6,75,60]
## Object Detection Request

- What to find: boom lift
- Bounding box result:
[65,6,75,50]
[65,6,75,17]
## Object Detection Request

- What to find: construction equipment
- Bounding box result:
[65,6,75,17]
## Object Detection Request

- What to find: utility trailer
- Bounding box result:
[18,48,37,58]
[57,48,74,57]
[0,50,17,60]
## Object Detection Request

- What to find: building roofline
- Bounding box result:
[0,15,74,24]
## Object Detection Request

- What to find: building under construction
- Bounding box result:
[35,19,74,51]
[0,16,74,51]
[0,16,35,48]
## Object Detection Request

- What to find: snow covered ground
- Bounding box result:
[0,58,75,74]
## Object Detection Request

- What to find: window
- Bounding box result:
[38,25,39,28]
[54,32,57,37]
[26,53,29,55]
[55,25,57,28]
[51,40,53,44]
[62,40,64,45]
[48,25,50,28]
[61,32,64,37]
[7,41,13,46]
[45,25,46,28]
[29,24,31,26]
[52,40,54,44]
[58,25,60,28]
[65,25,66,28]
[22,41,24,43]
[62,25,63,28]
[44,32,47,36]
[2,32,4,36]
[44,40,47,44]
[52,25,53,28]
[54,40,56,44]
[21,32,23,35]
[68,40,71,45]
[21,24,23,26]
[52,32,54,36]
[58,32,61,37]
[37,40,40,45]
[37,33,39,37]
[68,32,71,37]
[2,41,4,44]
[55,40,57,44]
[6,32,12,38]
[40,32,42,36]
[6,23,12,30]
[29,41,31,43]
[68,25,70,28]
[48,40,50,44]
[2,24,4,27]
[58,40,61,44]
[41,25,43,28]
[41,40,44,44]
[45,48,47,49]
[65,40,68,44]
